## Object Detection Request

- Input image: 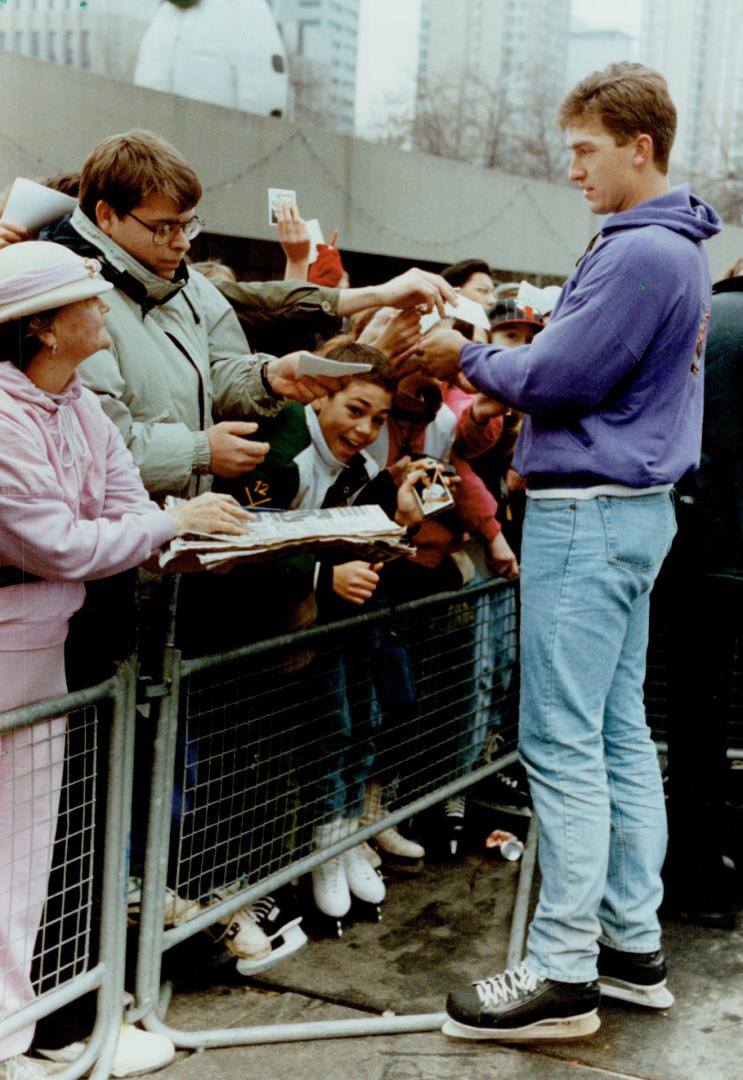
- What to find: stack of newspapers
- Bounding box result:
[158,502,415,571]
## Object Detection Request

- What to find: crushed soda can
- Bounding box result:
[485,829,524,862]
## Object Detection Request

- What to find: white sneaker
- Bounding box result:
[37,1024,175,1077]
[3,1057,65,1079]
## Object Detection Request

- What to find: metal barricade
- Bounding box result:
[0,658,138,1080]
[130,577,535,1048]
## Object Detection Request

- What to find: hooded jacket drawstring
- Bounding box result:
[57,404,91,517]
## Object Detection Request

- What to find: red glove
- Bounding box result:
[309,242,346,287]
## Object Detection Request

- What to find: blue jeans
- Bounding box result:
[519,493,676,983]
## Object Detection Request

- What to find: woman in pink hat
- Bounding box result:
[0,242,250,1078]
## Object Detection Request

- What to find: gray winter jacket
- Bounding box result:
[68,207,284,498]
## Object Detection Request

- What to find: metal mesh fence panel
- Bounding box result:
[0,704,97,1035]
[31,705,98,996]
[158,579,520,930]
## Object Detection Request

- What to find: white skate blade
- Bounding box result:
[442,1010,600,1042]
[599,976,674,1009]
[235,923,308,976]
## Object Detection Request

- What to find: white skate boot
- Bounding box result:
[311,819,352,934]
[343,820,385,917]
[361,780,425,872]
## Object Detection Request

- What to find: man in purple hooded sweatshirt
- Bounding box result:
[419,62,721,1042]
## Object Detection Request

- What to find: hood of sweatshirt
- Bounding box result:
[0,361,82,414]
[601,184,721,243]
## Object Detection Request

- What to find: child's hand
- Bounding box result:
[332,561,382,604]
[386,455,412,488]
[394,463,427,527]
[393,463,458,527]
[276,202,311,280]
[358,307,423,364]
[472,393,509,422]
[505,467,527,492]
[486,532,519,579]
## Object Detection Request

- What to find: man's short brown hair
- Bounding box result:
[559,62,676,174]
[79,129,202,220]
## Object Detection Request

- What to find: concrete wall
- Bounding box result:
[2,53,741,281]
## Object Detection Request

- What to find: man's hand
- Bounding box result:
[0,221,29,249]
[358,307,422,363]
[332,561,382,605]
[166,492,253,536]
[372,268,457,316]
[487,532,519,579]
[264,354,347,404]
[206,421,270,478]
[276,202,311,280]
[336,268,458,319]
[413,326,469,383]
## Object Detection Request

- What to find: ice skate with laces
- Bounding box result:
[443,961,600,1041]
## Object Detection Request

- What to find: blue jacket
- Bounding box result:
[461,186,721,488]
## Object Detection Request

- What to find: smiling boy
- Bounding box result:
[233,342,399,518]
[417,62,721,1042]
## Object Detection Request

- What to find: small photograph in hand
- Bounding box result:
[268,187,297,224]
[410,456,456,517]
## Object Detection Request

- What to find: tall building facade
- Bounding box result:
[266,0,360,133]
[640,0,743,179]
[566,27,636,91]
[0,0,158,80]
[417,0,571,122]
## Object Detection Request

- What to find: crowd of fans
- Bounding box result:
[0,129,556,1077]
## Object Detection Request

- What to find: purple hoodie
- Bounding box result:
[0,362,177,651]
[461,186,721,488]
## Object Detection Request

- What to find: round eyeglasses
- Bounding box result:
[127,212,204,246]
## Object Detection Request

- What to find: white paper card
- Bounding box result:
[447,293,491,330]
[297,352,373,378]
[517,280,547,313]
[517,280,562,315]
[305,218,325,262]
[268,187,297,225]
[3,178,77,233]
[419,294,490,335]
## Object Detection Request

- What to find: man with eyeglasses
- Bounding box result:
[44,129,455,499]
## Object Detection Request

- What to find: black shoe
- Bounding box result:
[491,765,532,814]
[443,962,600,1041]
[597,943,674,1009]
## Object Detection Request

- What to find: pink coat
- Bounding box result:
[0,362,177,651]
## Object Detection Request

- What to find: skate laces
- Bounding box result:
[474,963,543,1008]
[444,795,466,818]
[249,895,279,923]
